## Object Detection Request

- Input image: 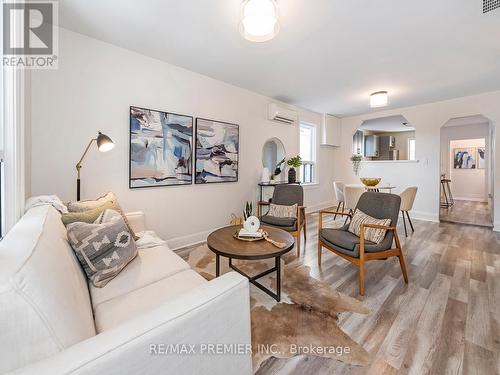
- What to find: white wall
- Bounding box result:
[448,139,486,201]
[336,91,500,230]
[30,28,335,248]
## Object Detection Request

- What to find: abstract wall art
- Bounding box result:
[130,106,193,188]
[195,118,239,184]
[477,147,486,169]
[453,148,477,169]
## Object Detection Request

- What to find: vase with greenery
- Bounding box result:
[350,154,363,176]
[243,201,253,221]
[287,155,302,183]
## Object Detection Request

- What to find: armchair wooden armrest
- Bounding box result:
[359,223,400,259]
[318,209,352,230]
[360,223,396,231]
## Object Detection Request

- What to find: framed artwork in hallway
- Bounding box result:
[195,118,239,184]
[477,147,486,169]
[453,148,477,169]
[129,106,193,188]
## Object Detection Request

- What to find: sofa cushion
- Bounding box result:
[94,269,206,332]
[90,244,191,307]
[0,206,95,373]
[67,210,138,288]
[66,192,138,240]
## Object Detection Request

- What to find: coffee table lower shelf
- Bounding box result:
[216,254,282,302]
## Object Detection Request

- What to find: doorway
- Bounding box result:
[439,116,494,228]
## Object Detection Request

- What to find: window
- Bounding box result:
[300,123,316,184]
[408,138,416,161]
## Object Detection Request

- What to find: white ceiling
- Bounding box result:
[360,115,414,133]
[58,0,500,117]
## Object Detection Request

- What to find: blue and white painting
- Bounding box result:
[195,118,239,184]
[130,106,193,188]
[453,148,476,169]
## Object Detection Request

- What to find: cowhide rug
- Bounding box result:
[187,245,371,372]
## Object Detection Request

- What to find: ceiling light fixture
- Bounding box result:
[239,0,280,42]
[370,91,389,108]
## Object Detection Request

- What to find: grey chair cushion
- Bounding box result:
[261,215,297,231]
[320,228,391,258]
[272,184,304,206]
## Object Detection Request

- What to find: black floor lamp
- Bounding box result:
[75,132,114,201]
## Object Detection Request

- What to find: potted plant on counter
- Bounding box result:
[287,155,302,183]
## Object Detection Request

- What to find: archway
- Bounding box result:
[439,115,495,227]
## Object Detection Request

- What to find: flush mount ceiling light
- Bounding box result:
[370,91,389,108]
[239,0,280,42]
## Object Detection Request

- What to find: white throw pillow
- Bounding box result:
[348,209,391,244]
[268,203,298,218]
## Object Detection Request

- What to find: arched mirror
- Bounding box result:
[262,138,286,180]
[352,115,416,161]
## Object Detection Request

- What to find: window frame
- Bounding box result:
[299,122,318,185]
[408,137,416,161]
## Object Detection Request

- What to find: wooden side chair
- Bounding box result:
[258,184,306,256]
[317,192,408,296]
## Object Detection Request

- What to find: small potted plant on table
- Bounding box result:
[287,155,302,183]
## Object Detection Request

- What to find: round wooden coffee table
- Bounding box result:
[207,225,294,302]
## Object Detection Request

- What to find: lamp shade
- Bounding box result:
[96,132,114,152]
[239,0,280,42]
[370,91,389,108]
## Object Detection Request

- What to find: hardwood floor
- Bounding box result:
[253,209,500,375]
[440,200,493,228]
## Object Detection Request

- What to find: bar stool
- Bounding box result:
[440,177,454,208]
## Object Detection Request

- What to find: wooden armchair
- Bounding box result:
[317,192,408,296]
[257,184,306,256]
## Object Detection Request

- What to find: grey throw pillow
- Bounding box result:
[67,209,138,288]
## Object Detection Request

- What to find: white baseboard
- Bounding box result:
[305,200,335,214]
[411,210,439,223]
[453,197,487,202]
[168,200,334,251]
[494,221,500,232]
[167,227,220,251]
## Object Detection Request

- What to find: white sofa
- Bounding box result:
[0,205,252,375]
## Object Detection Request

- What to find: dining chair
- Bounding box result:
[399,186,418,236]
[317,192,408,296]
[333,181,345,220]
[343,185,365,224]
[257,184,306,256]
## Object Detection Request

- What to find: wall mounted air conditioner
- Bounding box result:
[268,103,298,124]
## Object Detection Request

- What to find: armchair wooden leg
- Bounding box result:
[359,260,365,296]
[296,232,301,257]
[393,231,408,284]
[398,250,409,284]
[317,240,322,266]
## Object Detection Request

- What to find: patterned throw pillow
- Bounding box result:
[61,201,115,226]
[67,209,138,288]
[268,203,298,218]
[65,192,138,240]
[348,209,391,244]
